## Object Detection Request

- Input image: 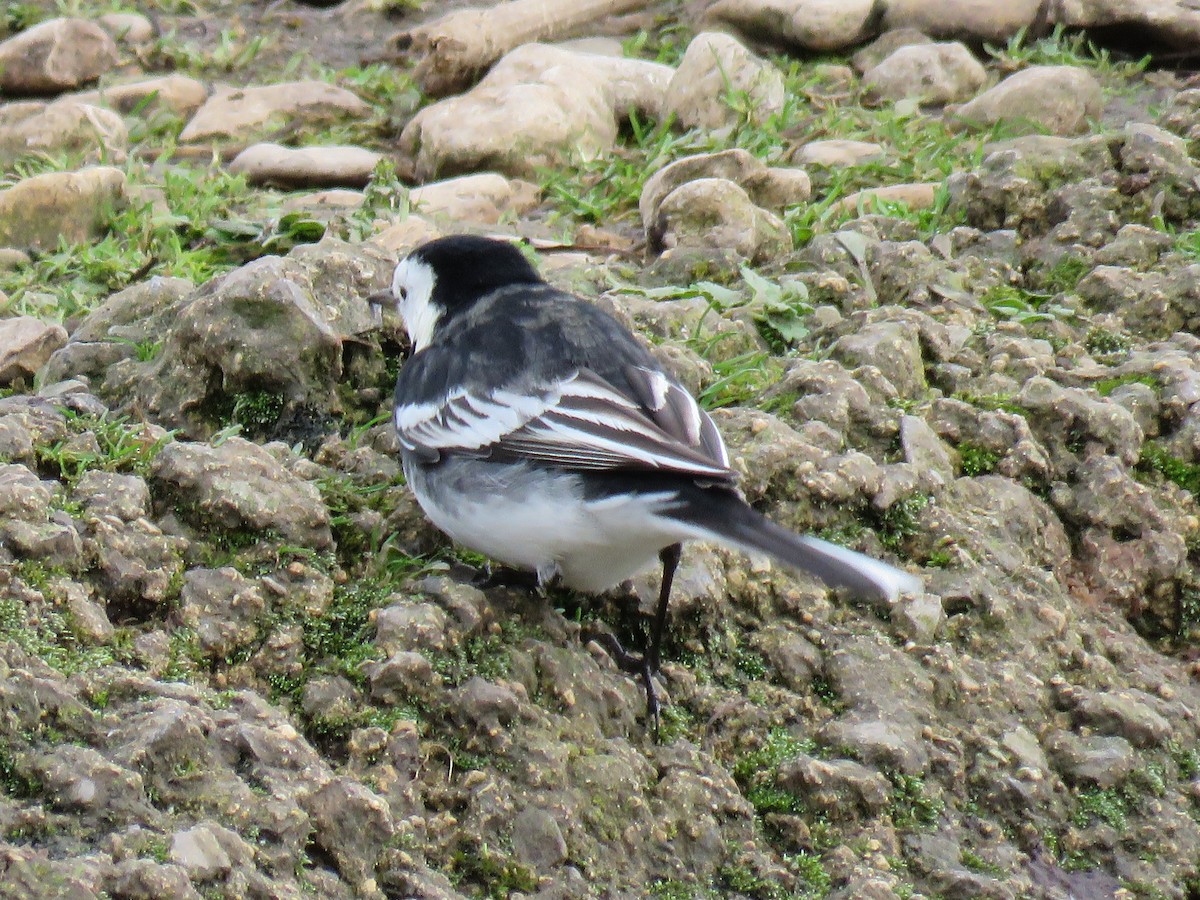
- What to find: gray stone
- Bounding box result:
[178,567,267,657]
[303,777,395,888]
[511,807,568,868]
[400,43,671,180]
[791,139,885,167]
[151,437,333,549]
[1047,731,1136,788]
[0,167,127,253]
[180,81,371,143]
[0,315,66,385]
[170,823,232,881]
[1071,689,1172,748]
[777,753,892,817]
[654,177,792,262]
[705,0,879,52]
[0,101,127,167]
[375,601,448,653]
[72,471,150,521]
[834,320,926,398]
[0,17,118,94]
[851,27,936,72]
[955,65,1103,135]
[665,31,785,130]
[70,74,208,118]
[862,42,986,105]
[229,143,384,189]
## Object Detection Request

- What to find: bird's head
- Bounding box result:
[369,235,543,352]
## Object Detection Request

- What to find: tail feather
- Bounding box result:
[674,489,922,602]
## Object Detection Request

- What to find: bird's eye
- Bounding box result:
[398,286,408,300]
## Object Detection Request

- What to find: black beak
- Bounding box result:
[367,289,393,326]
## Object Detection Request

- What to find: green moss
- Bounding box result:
[1085,327,1133,357]
[449,842,538,899]
[1138,441,1200,495]
[888,773,944,829]
[0,742,41,799]
[1094,372,1158,397]
[957,443,1000,477]
[960,848,1003,876]
[875,493,930,553]
[1072,786,1128,830]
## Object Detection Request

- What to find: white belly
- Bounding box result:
[404,457,687,592]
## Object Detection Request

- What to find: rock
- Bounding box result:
[454,676,521,733]
[409,172,541,225]
[366,651,438,704]
[400,43,671,180]
[884,0,1044,43]
[891,592,944,644]
[0,101,127,167]
[1047,732,1136,788]
[0,166,126,253]
[29,744,153,826]
[900,415,956,487]
[72,470,150,521]
[704,0,880,52]
[151,436,333,549]
[96,12,155,46]
[664,31,785,130]
[374,602,448,654]
[653,177,792,261]
[1055,0,1200,51]
[105,245,391,438]
[370,215,443,254]
[834,320,926,398]
[0,248,30,269]
[279,188,364,220]
[778,753,892,818]
[1069,689,1172,748]
[179,81,372,144]
[511,807,568,868]
[229,143,383,188]
[177,567,267,658]
[830,182,940,216]
[791,139,885,167]
[862,42,986,104]
[169,823,232,881]
[851,27,936,72]
[303,777,395,887]
[0,316,67,385]
[69,74,208,118]
[954,66,1103,135]
[0,17,118,94]
[640,149,810,234]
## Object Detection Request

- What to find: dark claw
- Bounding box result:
[588,630,661,736]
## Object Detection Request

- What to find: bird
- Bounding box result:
[370,234,922,726]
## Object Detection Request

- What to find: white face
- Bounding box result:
[390,255,440,352]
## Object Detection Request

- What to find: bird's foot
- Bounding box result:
[586,628,662,737]
[469,564,541,592]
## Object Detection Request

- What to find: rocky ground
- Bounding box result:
[5,0,1200,898]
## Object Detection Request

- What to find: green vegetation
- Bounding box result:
[1094,372,1158,396]
[887,773,944,829]
[1072,786,1129,830]
[1138,441,1200,495]
[957,443,1000,477]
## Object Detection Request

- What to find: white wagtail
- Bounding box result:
[371,234,922,724]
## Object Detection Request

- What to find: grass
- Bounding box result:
[35,412,174,485]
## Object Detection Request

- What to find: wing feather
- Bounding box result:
[395,365,734,482]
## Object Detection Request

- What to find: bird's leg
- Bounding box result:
[646,542,681,673]
[586,543,682,735]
